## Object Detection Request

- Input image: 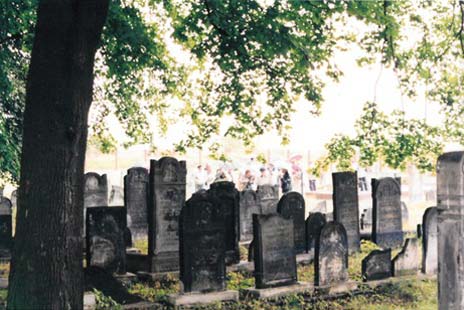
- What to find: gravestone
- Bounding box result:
[305,212,326,253]
[361,208,373,230]
[256,185,279,214]
[148,157,186,273]
[180,191,226,293]
[253,214,297,289]
[437,152,464,310]
[124,167,149,240]
[277,192,306,254]
[422,207,438,275]
[0,198,12,254]
[209,181,240,265]
[84,173,109,207]
[401,201,409,223]
[239,190,260,242]
[109,185,124,206]
[10,190,17,209]
[315,222,348,287]
[361,249,392,281]
[86,207,126,274]
[332,171,360,253]
[372,178,403,248]
[392,238,419,276]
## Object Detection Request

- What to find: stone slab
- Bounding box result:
[243,282,312,300]
[315,281,358,295]
[84,292,96,310]
[167,290,239,307]
[121,302,158,310]
[137,271,179,282]
[226,261,254,273]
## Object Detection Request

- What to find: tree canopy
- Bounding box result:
[2,0,464,183]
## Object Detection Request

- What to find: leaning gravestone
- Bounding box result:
[148,157,186,273]
[315,222,348,287]
[392,238,419,276]
[253,214,297,288]
[0,198,12,255]
[332,171,360,253]
[422,207,438,275]
[124,167,149,240]
[257,185,279,214]
[84,173,109,208]
[371,178,403,248]
[305,212,326,253]
[239,190,260,242]
[277,192,306,254]
[361,249,392,281]
[209,181,240,265]
[86,207,126,274]
[437,152,464,310]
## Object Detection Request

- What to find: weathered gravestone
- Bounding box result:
[253,214,297,289]
[148,157,186,273]
[361,249,392,281]
[422,207,438,275]
[124,167,149,240]
[401,201,409,223]
[239,190,260,242]
[437,152,464,310]
[372,178,403,248]
[84,173,109,207]
[209,181,240,265]
[315,222,349,287]
[305,212,326,253]
[0,198,12,255]
[332,171,360,253]
[277,192,306,254]
[392,238,419,276]
[256,185,279,214]
[109,185,124,206]
[86,207,126,274]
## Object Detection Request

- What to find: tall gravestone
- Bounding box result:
[86,207,126,274]
[179,191,226,293]
[209,181,240,265]
[436,152,464,310]
[332,171,360,253]
[253,214,297,288]
[305,212,326,253]
[422,207,438,275]
[0,197,12,255]
[277,192,306,254]
[239,190,260,242]
[124,167,149,240]
[372,177,403,248]
[148,157,186,273]
[84,173,109,207]
[257,185,279,214]
[315,222,348,287]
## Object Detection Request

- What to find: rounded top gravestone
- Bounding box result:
[124,167,149,240]
[422,207,438,275]
[305,212,326,253]
[239,190,260,242]
[277,192,306,254]
[84,172,109,208]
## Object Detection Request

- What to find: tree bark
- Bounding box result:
[7,0,108,309]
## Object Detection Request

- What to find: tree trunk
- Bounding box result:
[7,0,108,308]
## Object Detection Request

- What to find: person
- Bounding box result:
[240,169,255,191]
[194,165,206,192]
[257,167,270,186]
[213,168,228,183]
[280,168,292,193]
[204,164,215,189]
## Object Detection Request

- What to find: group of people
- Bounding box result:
[193,162,293,194]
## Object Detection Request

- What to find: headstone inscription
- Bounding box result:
[179,191,226,293]
[422,207,438,275]
[256,185,279,214]
[332,171,360,253]
[305,212,326,253]
[315,222,348,287]
[436,151,464,310]
[361,249,392,281]
[86,207,126,274]
[392,238,419,276]
[239,190,260,242]
[277,192,306,254]
[253,214,297,289]
[371,178,403,248]
[124,167,149,240]
[208,181,240,265]
[148,157,186,273]
[84,173,109,208]
[0,198,12,253]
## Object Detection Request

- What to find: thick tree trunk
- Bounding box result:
[7,1,108,309]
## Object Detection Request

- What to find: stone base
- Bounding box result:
[126,247,141,254]
[362,273,436,289]
[296,253,313,265]
[115,272,137,285]
[167,290,239,308]
[137,271,179,282]
[121,301,158,309]
[83,292,96,310]
[243,282,312,300]
[226,261,254,273]
[315,281,358,295]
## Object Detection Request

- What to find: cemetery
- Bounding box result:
[2,1,464,309]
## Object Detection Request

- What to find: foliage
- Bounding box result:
[93,289,122,310]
